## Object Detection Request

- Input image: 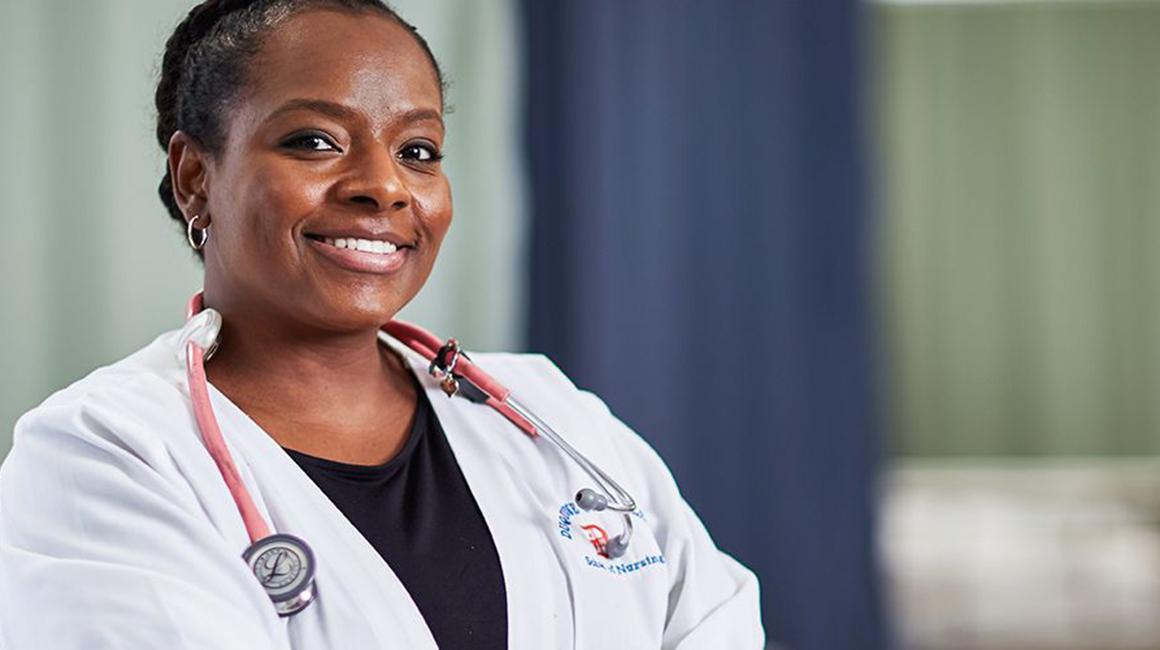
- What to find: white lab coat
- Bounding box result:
[0,329,763,649]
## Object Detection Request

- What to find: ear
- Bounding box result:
[167,131,212,225]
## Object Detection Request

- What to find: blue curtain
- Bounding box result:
[520,3,887,648]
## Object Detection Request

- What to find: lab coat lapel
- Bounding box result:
[402,349,672,650]
[207,384,439,650]
[398,349,578,650]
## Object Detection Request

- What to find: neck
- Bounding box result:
[201,298,413,433]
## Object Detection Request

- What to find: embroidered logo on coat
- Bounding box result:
[581,524,610,558]
[554,501,666,576]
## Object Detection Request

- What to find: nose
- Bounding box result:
[335,146,410,212]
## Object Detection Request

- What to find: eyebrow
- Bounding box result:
[264,99,444,129]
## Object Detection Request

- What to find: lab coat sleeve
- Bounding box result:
[576,389,766,650]
[0,390,287,650]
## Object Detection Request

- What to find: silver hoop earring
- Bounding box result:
[187,214,209,251]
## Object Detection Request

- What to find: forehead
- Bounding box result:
[238,9,442,123]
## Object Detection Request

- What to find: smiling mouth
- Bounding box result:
[303,233,412,275]
[305,234,408,255]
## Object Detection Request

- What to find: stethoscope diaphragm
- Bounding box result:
[242,533,318,617]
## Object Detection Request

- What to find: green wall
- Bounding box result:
[0,0,204,454]
[0,0,524,456]
[875,2,1160,455]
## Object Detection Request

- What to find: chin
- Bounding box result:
[312,285,415,331]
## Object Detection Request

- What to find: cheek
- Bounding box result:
[230,163,328,253]
[414,177,453,247]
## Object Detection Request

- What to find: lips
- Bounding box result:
[315,236,398,255]
[305,234,410,274]
[304,228,412,248]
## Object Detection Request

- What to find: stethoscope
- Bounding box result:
[177,292,639,617]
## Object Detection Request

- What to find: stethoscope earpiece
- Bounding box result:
[575,486,635,558]
[575,488,608,512]
[603,535,630,559]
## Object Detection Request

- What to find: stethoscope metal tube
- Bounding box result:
[501,397,635,556]
[377,324,639,558]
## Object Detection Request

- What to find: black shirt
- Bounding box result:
[284,379,507,649]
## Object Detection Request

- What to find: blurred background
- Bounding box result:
[2,1,1158,648]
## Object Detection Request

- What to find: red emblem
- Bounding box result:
[581,524,610,558]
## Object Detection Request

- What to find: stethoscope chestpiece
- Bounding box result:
[242,533,318,617]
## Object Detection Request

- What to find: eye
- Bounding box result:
[399,142,443,163]
[281,132,341,153]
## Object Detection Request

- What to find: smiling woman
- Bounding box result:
[0,1,763,649]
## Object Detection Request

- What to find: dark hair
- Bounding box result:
[155,0,444,253]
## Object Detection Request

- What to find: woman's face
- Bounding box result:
[195,9,450,332]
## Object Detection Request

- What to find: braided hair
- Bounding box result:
[154,0,444,255]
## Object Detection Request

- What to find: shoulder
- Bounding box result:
[459,351,676,488]
[7,330,189,471]
[457,351,600,428]
[0,335,286,649]
[1,330,217,550]
[460,350,577,390]
[30,329,184,413]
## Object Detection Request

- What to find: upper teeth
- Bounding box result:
[325,237,398,254]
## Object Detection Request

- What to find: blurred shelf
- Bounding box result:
[881,457,1160,650]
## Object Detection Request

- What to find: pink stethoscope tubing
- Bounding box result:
[184,293,271,542]
[182,290,638,585]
